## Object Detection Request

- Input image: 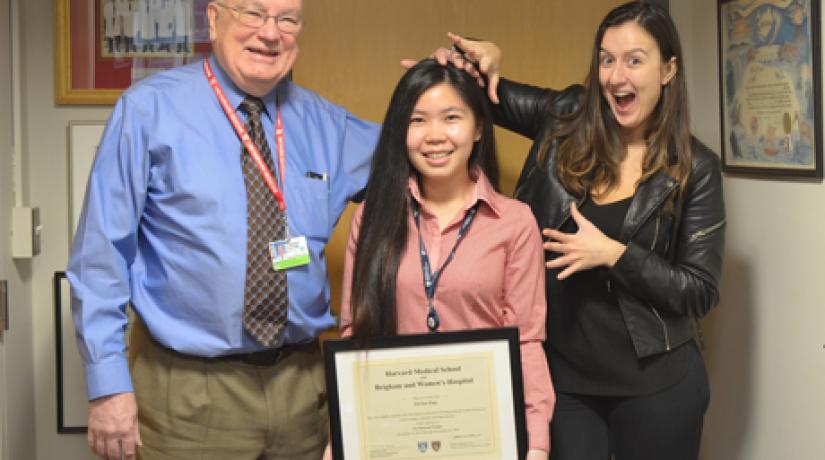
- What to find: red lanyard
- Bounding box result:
[203,59,287,212]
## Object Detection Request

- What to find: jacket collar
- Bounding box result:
[622,140,681,241]
[620,170,678,242]
[541,152,677,241]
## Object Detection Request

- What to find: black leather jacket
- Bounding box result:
[494,79,726,359]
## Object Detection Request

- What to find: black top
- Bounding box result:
[547,195,696,396]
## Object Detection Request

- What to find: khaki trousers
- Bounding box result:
[129,319,328,460]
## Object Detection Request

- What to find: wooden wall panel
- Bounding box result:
[292,0,625,322]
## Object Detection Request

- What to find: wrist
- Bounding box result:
[604,240,626,268]
[526,448,549,460]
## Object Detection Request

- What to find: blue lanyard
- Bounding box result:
[412,200,479,332]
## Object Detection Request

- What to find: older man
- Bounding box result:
[67,1,379,459]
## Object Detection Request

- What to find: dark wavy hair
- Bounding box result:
[349,59,499,341]
[544,0,691,210]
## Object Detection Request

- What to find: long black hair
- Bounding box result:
[349,59,499,341]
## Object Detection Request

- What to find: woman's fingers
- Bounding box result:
[543,227,572,243]
[545,254,576,269]
[487,73,500,104]
[556,262,582,280]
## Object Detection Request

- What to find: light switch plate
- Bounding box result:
[12,207,40,258]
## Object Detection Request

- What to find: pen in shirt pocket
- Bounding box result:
[305,170,329,189]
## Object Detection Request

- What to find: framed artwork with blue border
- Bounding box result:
[718,0,823,178]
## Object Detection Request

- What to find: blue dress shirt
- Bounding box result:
[67,55,379,400]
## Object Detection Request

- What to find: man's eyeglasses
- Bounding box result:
[214,2,302,35]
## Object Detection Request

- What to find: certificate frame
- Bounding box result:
[324,328,527,460]
[717,0,823,178]
[54,0,212,105]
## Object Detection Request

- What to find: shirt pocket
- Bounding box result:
[288,176,330,242]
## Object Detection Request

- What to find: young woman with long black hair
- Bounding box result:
[337,59,554,460]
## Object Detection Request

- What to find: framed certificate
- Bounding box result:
[717,0,823,178]
[324,328,527,460]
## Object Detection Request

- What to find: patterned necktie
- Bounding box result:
[239,96,288,347]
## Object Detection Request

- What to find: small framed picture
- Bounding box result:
[53,272,88,433]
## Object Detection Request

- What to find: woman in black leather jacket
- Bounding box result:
[438,2,725,459]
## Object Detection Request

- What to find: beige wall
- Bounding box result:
[0,0,11,455]
[294,0,624,319]
[17,0,111,456]
[671,2,825,459]
[1,0,37,458]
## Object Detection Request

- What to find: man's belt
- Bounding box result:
[212,341,318,367]
[213,341,318,366]
[160,341,319,367]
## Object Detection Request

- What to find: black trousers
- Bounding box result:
[550,356,710,460]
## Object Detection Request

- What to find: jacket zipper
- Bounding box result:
[650,214,661,250]
[684,218,724,352]
[689,218,726,242]
[650,305,671,351]
[647,214,671,351]
[694,318,706,352]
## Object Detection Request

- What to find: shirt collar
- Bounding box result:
[208,54,280,120]
[407,166,503,218]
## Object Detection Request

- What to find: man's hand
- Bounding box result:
[88,392,142,460]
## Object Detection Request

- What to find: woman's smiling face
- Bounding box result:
[598,21,677,142]
[406,83,480,184]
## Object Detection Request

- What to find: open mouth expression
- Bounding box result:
[598,22,676,141]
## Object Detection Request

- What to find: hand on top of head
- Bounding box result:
[400,32,502,104]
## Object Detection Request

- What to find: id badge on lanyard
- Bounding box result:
[204,59,310,271]
[269,237,310,270]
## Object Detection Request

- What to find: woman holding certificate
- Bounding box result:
[432,2,725,459]
[337,59,554,460]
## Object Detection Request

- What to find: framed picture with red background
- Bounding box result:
[55,0,213,105]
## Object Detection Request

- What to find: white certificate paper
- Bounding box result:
[325,329,525,460]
